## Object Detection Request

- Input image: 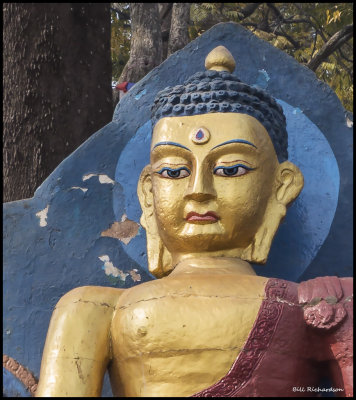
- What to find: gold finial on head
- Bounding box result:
[205,45,236,73]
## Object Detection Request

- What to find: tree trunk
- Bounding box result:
[119,3,162,83]
[3,3,112,202]
[159,3,173,61]
[167,3,191,57]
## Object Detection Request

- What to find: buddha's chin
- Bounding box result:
[180,220,225,236]
[166,221,229,252]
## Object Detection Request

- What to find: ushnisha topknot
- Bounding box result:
[151,46,288,162]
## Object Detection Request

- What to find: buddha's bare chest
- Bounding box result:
[110,276,267,395]
[114,294,260,352]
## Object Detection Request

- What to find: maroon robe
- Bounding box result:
[192,277,353,397]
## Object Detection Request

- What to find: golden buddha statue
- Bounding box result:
[36,46,353,397]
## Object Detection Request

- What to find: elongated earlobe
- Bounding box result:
[137,165,173,278]
[243,161,304,264]
[276,161,304,205]
[242,201,286,264]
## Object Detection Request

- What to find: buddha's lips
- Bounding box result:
[186,211,219,222]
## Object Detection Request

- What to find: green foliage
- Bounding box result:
[111,3,353,111]
[189,3,353,111]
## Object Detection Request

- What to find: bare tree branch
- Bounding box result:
[266,4,316,28]
[277,26,301,49]
[266,3,283,22]
[257,6,271,32]
[239,3,262,20]
[283,18,313,25]
[242,4,301,51]
[307,24,353,71]
[311,32,318,58]
[240,22,258,29]
[293,3,328,42]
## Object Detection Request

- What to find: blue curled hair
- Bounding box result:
[151,69,288,162]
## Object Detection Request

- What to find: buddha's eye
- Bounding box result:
[156,167,190,179]
[213,164,254,177]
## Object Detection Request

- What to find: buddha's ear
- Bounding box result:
[275,161,304,206]
[137,165,173,278]
[243,161,304,264]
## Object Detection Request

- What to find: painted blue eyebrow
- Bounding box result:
[211,139,258,151]
[152,141,191,152]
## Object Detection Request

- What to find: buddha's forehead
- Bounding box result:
[151,113,275,154]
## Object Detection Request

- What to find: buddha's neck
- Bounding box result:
[169,255,256,276]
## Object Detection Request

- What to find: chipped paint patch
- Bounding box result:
[82,174,115,184]
[292,107,303,115]
[75,359,84,382]
[253,69,270,89]
[98,255,128,280]
[135,88,147,100]
[101,214,139,245]
[35,205,49,227]
[69,187,88,193]
[129,269,141,282]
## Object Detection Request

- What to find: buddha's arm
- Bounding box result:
[36,286,123,397]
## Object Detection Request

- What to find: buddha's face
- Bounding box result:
[148,112,282,255]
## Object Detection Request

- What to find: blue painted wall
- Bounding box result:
[3,22,352,396]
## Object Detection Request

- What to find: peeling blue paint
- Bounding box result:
[253,68,270,89]
[293,107,303,114]
[135,88,147,100]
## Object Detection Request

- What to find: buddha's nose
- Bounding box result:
[184,170,216,202]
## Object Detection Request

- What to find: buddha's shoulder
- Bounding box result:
[115,277,177,306]
[117,273,271,307]
[55,285,124,309]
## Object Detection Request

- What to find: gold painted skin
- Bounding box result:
[36,113,303,397]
